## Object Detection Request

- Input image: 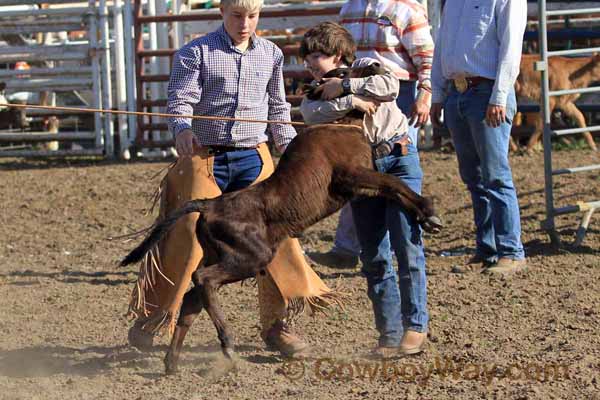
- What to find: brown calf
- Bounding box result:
[121,126,442,374]
[515,54,600,151]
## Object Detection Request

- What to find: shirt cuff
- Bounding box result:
[340,94,353,108]
[419,78,432,90]
[172,122,192,137]
[350,77,368,95]
[489,91,508,107]
[271,125,297,149]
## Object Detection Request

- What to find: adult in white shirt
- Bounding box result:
[430,0,527,275]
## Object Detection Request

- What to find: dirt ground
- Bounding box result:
[0,148,598,400]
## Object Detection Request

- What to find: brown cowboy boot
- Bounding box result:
[483,257,528,276]
[258,272,310,357]
[451,254,496,274]
[262,320,310,357]
[399,330,427,355]
[370,345,400,359]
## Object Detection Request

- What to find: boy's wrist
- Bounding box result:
[418,78,432,91]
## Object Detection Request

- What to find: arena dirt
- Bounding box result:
[0,149,598,400]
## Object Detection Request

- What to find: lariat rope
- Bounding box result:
[0,102,360,128]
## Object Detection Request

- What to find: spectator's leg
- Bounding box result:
[462,86,524,263]
[444,89,497,263]
[396,81,418,144]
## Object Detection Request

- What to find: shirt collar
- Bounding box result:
[217,24,258,52]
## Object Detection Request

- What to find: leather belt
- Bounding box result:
[372,135,412,160]
[206,145,258,156]
[453,76,494,93]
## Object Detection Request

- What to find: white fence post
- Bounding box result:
[123,0,138,148]
[87,1,104,151]
[113,0,130,159]
[98,0,114,157]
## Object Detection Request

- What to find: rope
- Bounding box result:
[0,102,356,128]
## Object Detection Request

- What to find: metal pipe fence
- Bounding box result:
[536,0,600,246]
[0,0,111,157]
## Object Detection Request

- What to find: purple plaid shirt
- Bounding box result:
[167,25,296,148]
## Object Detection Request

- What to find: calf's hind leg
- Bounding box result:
[164,263,252,375]
[165,285,205,375]
[339,166,443,233]
[193,264,256,362]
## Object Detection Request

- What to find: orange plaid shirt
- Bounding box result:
[340,0,434,86]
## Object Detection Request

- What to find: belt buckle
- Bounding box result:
[454,77,468,93]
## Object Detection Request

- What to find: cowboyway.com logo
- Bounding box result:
[279,356,570,385]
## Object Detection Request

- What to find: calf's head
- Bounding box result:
[303,63,387,100]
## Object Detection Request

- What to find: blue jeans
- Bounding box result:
[212,149,262,193]
[332,204,361,256]
[443,81,525,262]
[333,80,418,256]
[351,143,428,347]
[399,80,419,145]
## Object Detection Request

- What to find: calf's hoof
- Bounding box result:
[128,322,154,351]
[164,351,179,375]
[421,215,443,234]
[222,346,235,360]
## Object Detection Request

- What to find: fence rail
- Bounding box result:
[0,1,111,158]
[537,0,600,246]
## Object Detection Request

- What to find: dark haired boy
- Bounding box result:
[300,22,430,357]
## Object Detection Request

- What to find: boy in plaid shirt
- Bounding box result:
[127,0,341,358]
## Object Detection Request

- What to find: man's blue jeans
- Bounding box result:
[212,149,262,193]
[351,143,428,347]
[443,81,525,262]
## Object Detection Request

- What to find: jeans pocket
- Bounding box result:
[505,106,516,125]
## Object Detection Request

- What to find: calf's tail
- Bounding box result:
[120,199,208,267]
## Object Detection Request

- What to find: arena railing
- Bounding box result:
[0,0,112,158]
[536,0,600,246]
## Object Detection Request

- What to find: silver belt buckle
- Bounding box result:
[454,77,468,93]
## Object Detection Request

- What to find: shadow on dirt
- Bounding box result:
[427,234,599,260]
[0,345,152,378]
[0,269,136,286]
[524,235,600,257]
[0,343,266,378]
